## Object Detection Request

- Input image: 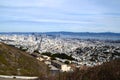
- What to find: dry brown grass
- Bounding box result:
[0,43,48,76]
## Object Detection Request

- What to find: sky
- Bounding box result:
[0,0,120,32]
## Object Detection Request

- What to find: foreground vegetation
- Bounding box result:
[38,59,120,80]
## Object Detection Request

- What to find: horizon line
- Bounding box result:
[0,31,120,34]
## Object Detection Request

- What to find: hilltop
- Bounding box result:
[0,43,48,76]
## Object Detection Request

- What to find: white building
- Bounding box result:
[51,60,71,72]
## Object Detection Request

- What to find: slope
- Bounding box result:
[0,43,48,76]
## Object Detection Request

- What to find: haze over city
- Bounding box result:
[0,0,120,32]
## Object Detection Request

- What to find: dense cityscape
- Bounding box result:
[0,33,120,75]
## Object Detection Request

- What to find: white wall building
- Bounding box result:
[51,60,71,72]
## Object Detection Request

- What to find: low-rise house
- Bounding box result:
[37,55,51,61]
[42,55,51,60]
[51,60,71,72]
[44,61,51,65]
[36,57,44,61]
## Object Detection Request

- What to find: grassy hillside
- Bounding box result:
[0,43,48,76]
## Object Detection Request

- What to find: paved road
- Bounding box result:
[0,78,27,80]
[0,75,38,80]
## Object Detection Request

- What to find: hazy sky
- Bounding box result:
[0,0,120,32]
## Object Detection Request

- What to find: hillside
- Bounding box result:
[0,43,48,76]
[39,59,120,80]
[70,59,120,80]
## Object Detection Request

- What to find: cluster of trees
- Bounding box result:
[41,52,75,60]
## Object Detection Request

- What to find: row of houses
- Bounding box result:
[36,55,72,72]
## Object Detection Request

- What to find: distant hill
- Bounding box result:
[44,32,120,40]
[45,31,120,35]
[0,32,120,36]
[1,32,120,40]
[0,43,48,76]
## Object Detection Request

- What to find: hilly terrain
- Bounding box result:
[0,43,48,76]
[71,59,120,80]
[39,59,120,80]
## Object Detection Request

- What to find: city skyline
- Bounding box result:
[0,0,120,32]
